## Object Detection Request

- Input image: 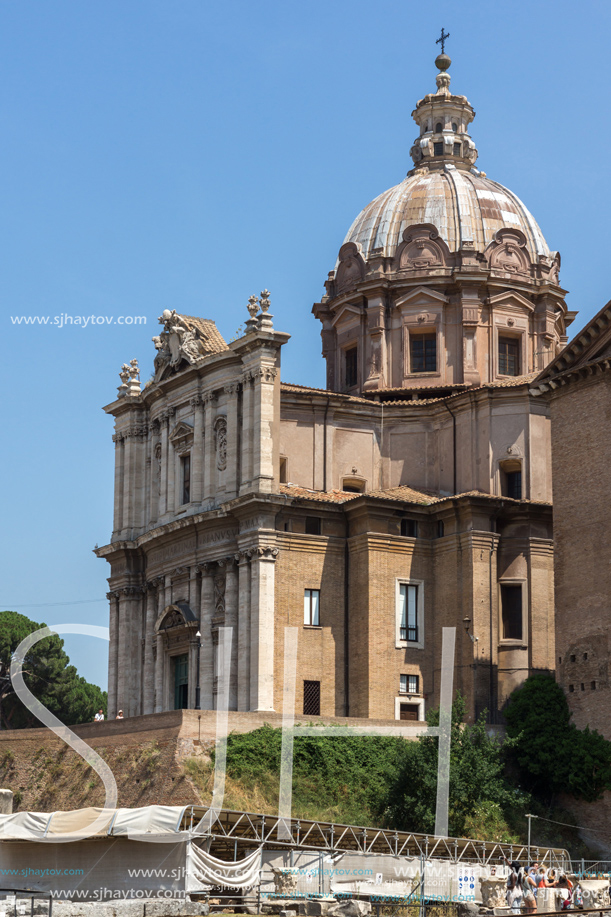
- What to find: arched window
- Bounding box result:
[452,122,458,132]
[435,122,443,134]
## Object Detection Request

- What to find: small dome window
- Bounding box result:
[435,122,443,134]
[452,122,458,132]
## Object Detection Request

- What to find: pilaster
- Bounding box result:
[249,545,279,711]
[106,591,120,718]
[191,396,204,504]
[237,551,251,711]
[198,563,215,710]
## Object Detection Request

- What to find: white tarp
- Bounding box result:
[188,844,261,889]
[0,805,188,842]
[0,811,50,839]
[111,805,187,836]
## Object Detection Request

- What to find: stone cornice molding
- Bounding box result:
[530,356,611,397]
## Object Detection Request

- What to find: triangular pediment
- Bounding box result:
[488,290,534,313]
[395,287,449,309]
[331,303,363,328]
[535,298,611,385]
[169,421,194,442]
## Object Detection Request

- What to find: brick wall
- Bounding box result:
[550,374,611,735]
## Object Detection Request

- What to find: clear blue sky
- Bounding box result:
[1,0,609,695]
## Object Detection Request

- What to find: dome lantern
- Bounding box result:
[410,49,478,172]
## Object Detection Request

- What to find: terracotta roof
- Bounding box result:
[281,383,372,404]
[279,484,361,503]
[364,485,439,504]
[282,375,538,409]
[279,482,551,509]
[179,314,229,355]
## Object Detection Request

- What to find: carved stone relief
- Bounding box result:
[214,416,228,471]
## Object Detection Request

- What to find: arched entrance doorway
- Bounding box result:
[154,603,199,711]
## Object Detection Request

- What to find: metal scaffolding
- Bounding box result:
[182,805,569,868]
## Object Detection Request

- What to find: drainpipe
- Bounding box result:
[489,505,503,724]
[444,402,457,494]
[344,538,350,716]
[323,397,330,492]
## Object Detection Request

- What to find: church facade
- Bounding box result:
[97,51,572,723]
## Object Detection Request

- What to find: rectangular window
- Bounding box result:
[303,680,321,715]
[180,454,191,505]
[499,337,520,376]
[304,589,320,626]
[399,583,418,642]
[433,142,443,157]
[401,518,418,538]
[305,516,321,536]
[400,674,419,694]
[411,333,437,373]
[345,346,358,388]
[501,584,523,640]
[279,456,288,484]
[453,142,461,156]
[437,520,445,538]
[504,470,522,500]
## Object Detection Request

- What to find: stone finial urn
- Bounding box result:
[479,876,507,909]
[272,867,300,896]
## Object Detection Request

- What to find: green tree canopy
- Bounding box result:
[0,611,107,729]
[381,695,522,838]
[504,673,611,802]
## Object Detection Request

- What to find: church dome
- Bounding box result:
[341,48,550,267]
[343,169,550,264]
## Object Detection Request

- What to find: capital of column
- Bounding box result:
[121,585,145,597]
[253,545,279,560]
[106,590,120,601]
[197,561,216,576]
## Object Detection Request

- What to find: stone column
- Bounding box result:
[150,421,161,525]
[143,582,158,715]
[223,556,239,711]
[155,632,164,713]
[251,367,277,493]
[237,552,251,710]
[198,563,215,710]
[112,434,125,537]
[167,423,176,515]
[159,414,169,516]
[121,585,145,717]
[249,546,278,711]
[203,393,217,503]
[117,587,130,715]
[191,396,204,504]
[154,581,165,713]
[122,433,134,536]
[224,384,239,501]
[106,591,120,719]
[240,373,253,494]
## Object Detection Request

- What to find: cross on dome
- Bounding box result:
[436,27,450,54]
